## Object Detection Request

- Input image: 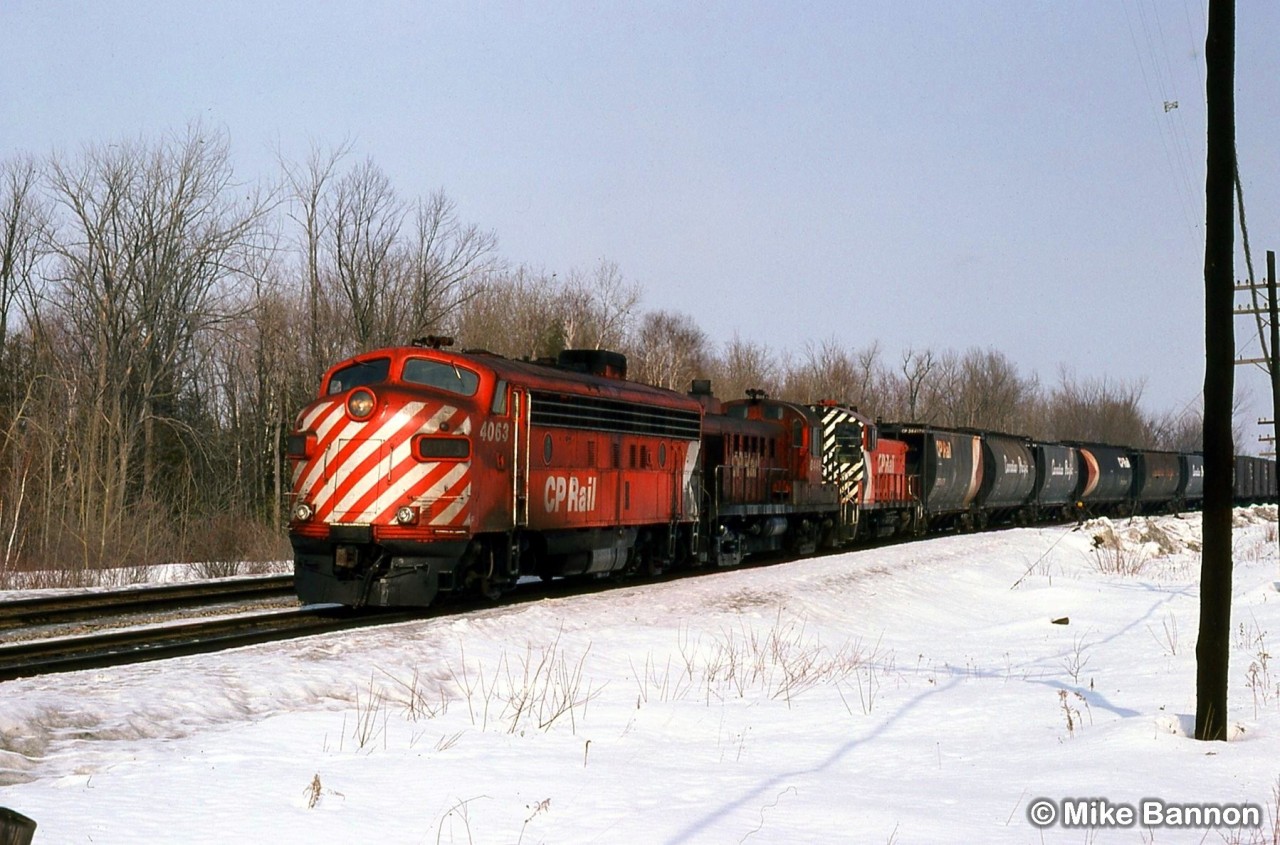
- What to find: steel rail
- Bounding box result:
[0,536,931,683]
[0,606,418,682]
[0,574,296,628]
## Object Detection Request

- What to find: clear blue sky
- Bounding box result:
[3,1,1277,434]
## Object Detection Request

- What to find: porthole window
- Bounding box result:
[543,434,553,465]
[659,443,667,467]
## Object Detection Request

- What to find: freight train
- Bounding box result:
[286,340,1273,608]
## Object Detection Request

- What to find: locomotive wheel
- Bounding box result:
[458,542,503,601]
[643,551,665,577]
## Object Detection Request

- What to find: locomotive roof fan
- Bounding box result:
[556,349,628,379]
[411,335,455,349]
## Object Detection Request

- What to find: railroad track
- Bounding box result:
[0,562,745,682]
[0,574,297,629]
[0,541,914,683]
[0,605,419,682]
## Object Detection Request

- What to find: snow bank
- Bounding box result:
[2,511,1278,843]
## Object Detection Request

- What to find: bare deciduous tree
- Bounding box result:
[919,347,1037,432]
[453,261,639,362]
[1043,368,1154,446]
[557,259,641,351]
[327,158,405,349]
[710,333,779,402]
[627,309,710,391]
[40,125,268,567]
[961,347,1038,432]
[783,338,883,408]
[280,140,352,382]
[453,266,565,359]
[1153,409,1204,452]
[398,190,499,338]
[0,156,45,357]
[285,151,499,358]
[900,347,935,421]
[0,157,45,578]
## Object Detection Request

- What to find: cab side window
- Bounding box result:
[491,380,508,415]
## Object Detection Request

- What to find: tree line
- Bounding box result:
[0,126,1206,582]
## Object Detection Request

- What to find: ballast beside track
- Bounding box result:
[0,554,805,682]
[0,529,1063,683]
[0,574,296,629]
[0,605,418,682]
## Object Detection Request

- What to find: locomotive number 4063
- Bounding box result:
[479,420,511,443]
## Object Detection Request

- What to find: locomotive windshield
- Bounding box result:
[402,357,480,397]
[326,357,391,395]
[832,422,862,461]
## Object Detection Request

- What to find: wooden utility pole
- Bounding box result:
[1196,0,1235,742]
[1270,252,1279,520]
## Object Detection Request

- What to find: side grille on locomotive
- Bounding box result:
[529,391,701,440]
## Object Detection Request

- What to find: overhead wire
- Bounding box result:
[1149,0,1204,230]
[1122,0,1202,239]
[1114,0,1204,435]
[1122,1,1268,441]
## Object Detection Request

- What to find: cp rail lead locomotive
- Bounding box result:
[287,340,1274,608]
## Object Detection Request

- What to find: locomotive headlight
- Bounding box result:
[293,503,315,522]
[395,505,419,525]
[347,388,375,419]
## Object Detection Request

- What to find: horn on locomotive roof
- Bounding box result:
[411,335,455,349]
[746,388,768,403]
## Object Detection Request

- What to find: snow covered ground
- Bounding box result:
[2,509,1279,844]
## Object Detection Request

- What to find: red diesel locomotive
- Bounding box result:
[288,339,703,607]
[694,386,842,567]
